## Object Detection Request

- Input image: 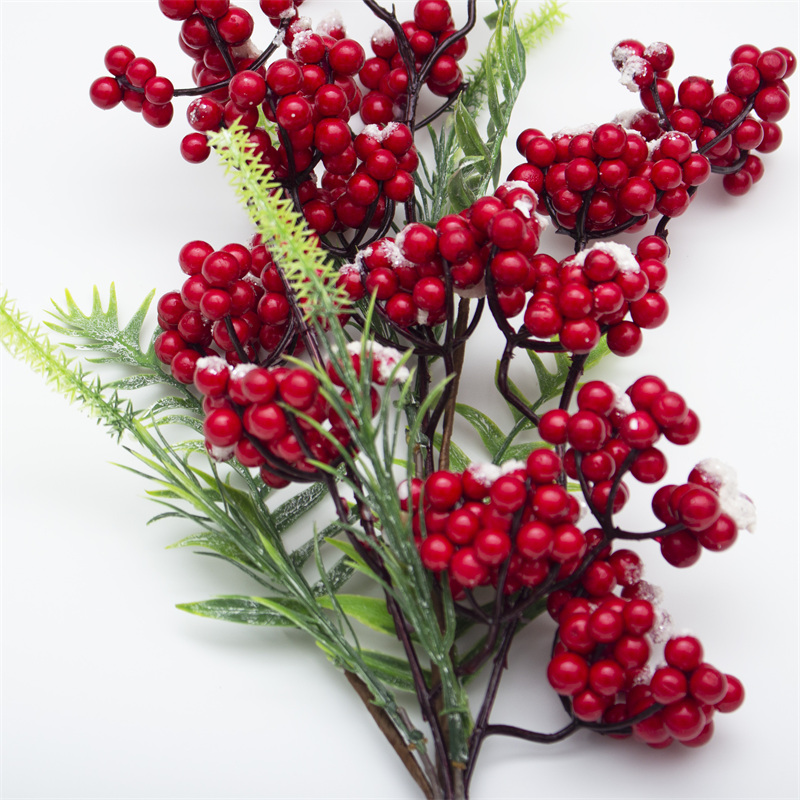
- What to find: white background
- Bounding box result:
[1,1,798,798]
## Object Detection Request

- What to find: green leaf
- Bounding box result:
[527,349,569,401]
[360,650,431,693]
[501,441,550,463]
[311,556,355,597]
[453,101,489,161]
[432,432,470,472]
[273,481,329,534]
[326,538,385,586]
[317,594,396,636]
[169,530,259,568]
[177,596,304,627]
[585,335,610,371]
[455,402,506,458]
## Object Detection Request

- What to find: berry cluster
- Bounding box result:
[89,45,177,128]
[338,182,543,329]
[537,375,700,515]
[652,458,755,568]
[359,0,469,110]
[523,236,669,356]
[303,121,418,236]
[612,38,795,196]
[505,40,795,249]
[410,454,585,594]
[90,0,474,256]
[194,341,404,486]
[548,582,745,748]
[154,238,278,381]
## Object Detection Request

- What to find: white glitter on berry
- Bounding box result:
[499,459,526,475]
[372,23,395,47]
[644,41,669,59]
[316,10,344,36]
[416,308,430,325]
[607,382,636,416]
[230,363,259,380]
[619,56,649,92]
[551,123,597,139]
[208,443,236,462]
[513,196,534,219]
[466,463,502,486]
[291,29,314,57]
[693,458,757,532]
[571,241,640,274]
[196,356,229,375]
[612,43,639,70]
[499,180,535,195]
[346,340,410,384]
[397,479,410,502]
[612,108,644,130]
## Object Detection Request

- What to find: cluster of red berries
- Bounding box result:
[504,40,796,244]
[409,452,591,595]
[359,0,469,107]
[153,236,322,382]
[337,182,543,328]
[89,45,178,128]
[612,39,796,197]
[90,0,473,249]
[302,121,418,235]
[193,342,403,486]
[511,122,705,235]
[548,579,745,747]
[523,235,669,356]
[652,458,753,568]
[537,375,699,517]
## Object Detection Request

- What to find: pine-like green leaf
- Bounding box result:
[0,293,138,440]
[273,481,329,534]
[177,596,303,627]
[360,650,431,694]
[169,530,260,568]
[209,125,351,321]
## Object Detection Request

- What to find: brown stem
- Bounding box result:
[344,671,436,800]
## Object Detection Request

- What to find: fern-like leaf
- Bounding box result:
[208,124,351,320]
[1,293,137,440]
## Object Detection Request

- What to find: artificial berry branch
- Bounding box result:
[2,2,793,797]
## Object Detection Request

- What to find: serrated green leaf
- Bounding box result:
[177,596,303,627]
[455,403,507,458]
[317,594,396,635]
